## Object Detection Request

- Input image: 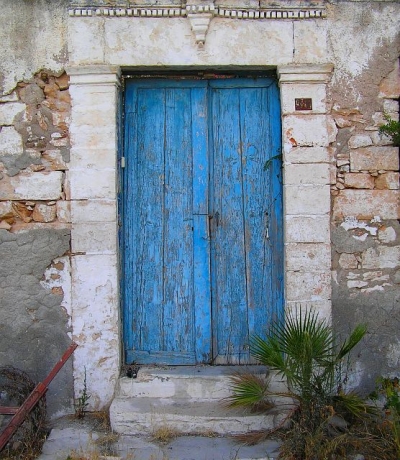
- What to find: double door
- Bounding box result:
[122,77,283,365]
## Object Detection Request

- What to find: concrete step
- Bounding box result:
[110,366,290,437]
[110,397,286,436]
[116,365,287,400]
[37,422,282,460]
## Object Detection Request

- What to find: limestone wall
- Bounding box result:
[0,73,73,414]
[327,2,400,390]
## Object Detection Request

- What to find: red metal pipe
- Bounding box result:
[0,342,78,451]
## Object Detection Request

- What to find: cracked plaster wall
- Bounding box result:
[0,229,73,417]
[0,0,73,416]
[327,2,400,391]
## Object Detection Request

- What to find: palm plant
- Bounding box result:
[227,308,373,456]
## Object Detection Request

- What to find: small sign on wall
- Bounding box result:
[295,98,312,111]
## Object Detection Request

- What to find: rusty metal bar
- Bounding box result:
[0,407,19,415]
[0,342,78,451]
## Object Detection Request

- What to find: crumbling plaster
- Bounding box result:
[327,2,400,391]
[0,229,73,417]
[0,0,69,96]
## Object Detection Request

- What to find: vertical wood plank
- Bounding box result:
[240,86,271,343]
[191,85,212,362]
[210,85,248,363]
[163,87,194,355]
[135,87,166,353]
[268,81,284,323]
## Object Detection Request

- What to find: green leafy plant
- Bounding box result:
[379,114,400,147]
[226,308,377,458]
[74,367,91,419]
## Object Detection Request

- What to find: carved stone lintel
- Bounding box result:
[188,12,213,47]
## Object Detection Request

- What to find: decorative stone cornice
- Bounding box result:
[67,65,122,86]
[278,64,334,84]
[68,4,327,46]
[68,6,326,20]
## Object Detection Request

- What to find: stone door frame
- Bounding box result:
[66,62,333,409]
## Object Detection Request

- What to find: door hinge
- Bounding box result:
[120,157,126,168]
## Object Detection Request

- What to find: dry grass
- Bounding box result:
[0,366,48,460]
[151,425,180,444]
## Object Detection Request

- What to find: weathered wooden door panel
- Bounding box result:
[123,77,283,365]
[209,79,283,364]
[123,81,211,364]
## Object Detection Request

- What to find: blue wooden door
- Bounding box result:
[122,77,283,365]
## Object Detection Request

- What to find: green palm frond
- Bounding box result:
[226,373,270,409]
[333,391,377,419]
[336,324,367,361]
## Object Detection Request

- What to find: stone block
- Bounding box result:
[284,163,330,185]
[285,215,330,243]
[344,173,374,189]
[70,124,117,149]
[0,126,23,156]
[0,201,13,217]
[283,115,332,148]
[57,201,71,223]
[70,108,115,128]
[293,19,327,64]
[0,171,63,200]
[69,86,116,112]
[280,83,328,115]
[348,134,372,149]
[383,99,399,113]
[286,243,331,271]
[52,111,71,130]
[286,300,332,323]
[66,169,116,200]
[379,60,400,99]
[333,190,399,220]
[285,184,330,215]
[71,199,117,223]
[350,147,399,171]
[0,92,19,103]
[284,146,331,164]
[375,172,399,190]
[0,102,25,125]
[370,130,392,146]
[286,270,331,302]
[71,222,117,253]
[362,246,400,270]
[32,203,57,223]
[70,127,117,150]
[338,253,358,269]
[42,150,68,170]
[378,226,396,244]
[69,148,117,170]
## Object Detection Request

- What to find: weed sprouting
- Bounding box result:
[75,367,91,419]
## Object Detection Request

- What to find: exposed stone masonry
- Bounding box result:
[0,71,71,230]
[330,58,400,389]
[0,71,73,416]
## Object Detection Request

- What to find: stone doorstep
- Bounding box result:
[110,397,286,436]
[110,366,292,438]
[117,365,288,400]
